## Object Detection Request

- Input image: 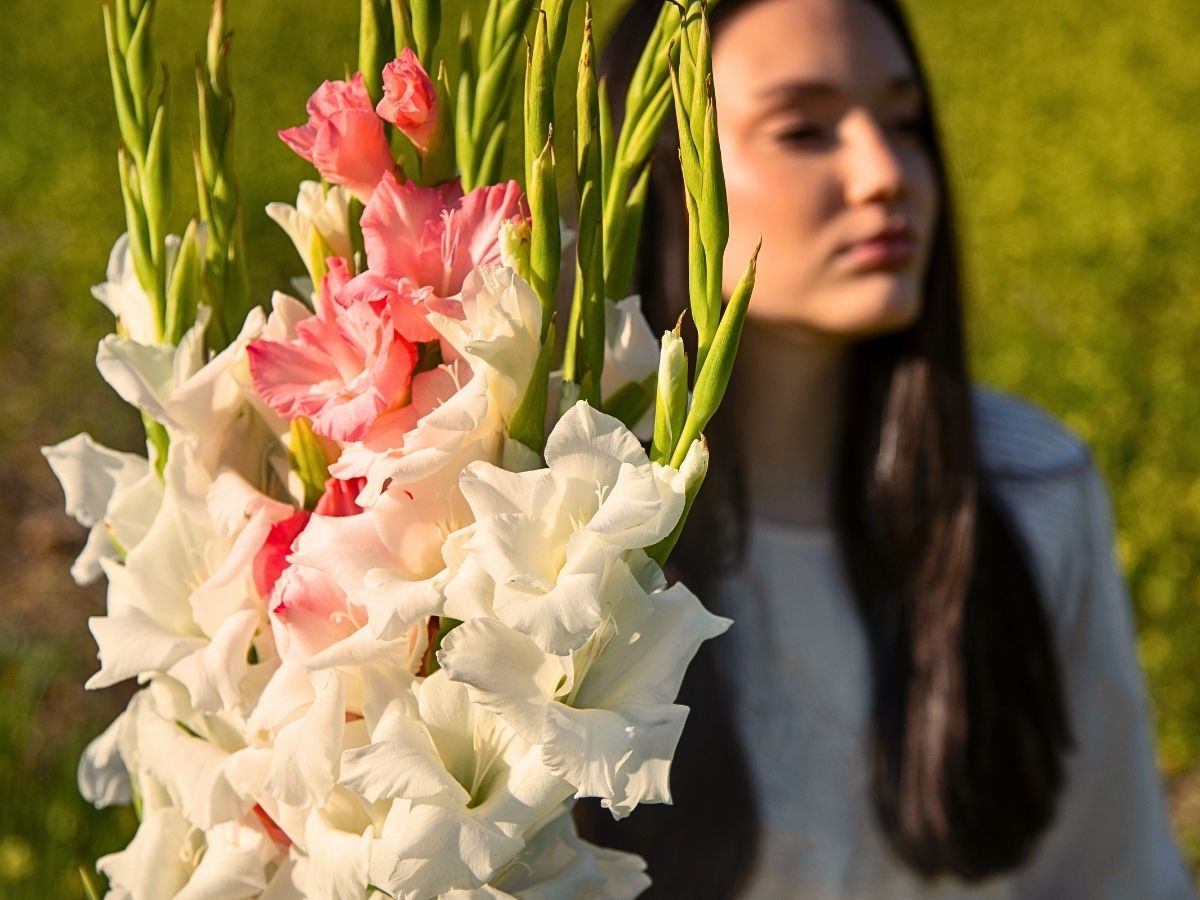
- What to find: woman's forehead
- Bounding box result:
[712,0,917,101]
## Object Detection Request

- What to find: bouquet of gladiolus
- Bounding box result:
[45,0,758,896]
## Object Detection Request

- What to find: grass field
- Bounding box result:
[1,0,1197,895]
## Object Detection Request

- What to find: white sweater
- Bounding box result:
[713,389,1195,899]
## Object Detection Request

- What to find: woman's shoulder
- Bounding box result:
[971,386,1110,633]
[971,385,1092,483]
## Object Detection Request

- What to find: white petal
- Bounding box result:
[85,608,206,690]
[264,672,345,807]
[97,808,196,898]
[543,402,647,487]
[539,704,632,800]
[339,700,468,804]
[71,523,120,586]
[174,820,274,900]
[166,608,259,713]
[294,793,373,900]
[247,662,314,735]
[573,581,730,711]
[491,562,605,656]
[134,703,255,829]
[41,433,147,528]
[437,619,561,744]
[600,703,689,819]
[600,296,659,441]
[208,470,295,536]
[78,711,130,808]
[487,811,649,900]
[383,800,524,899]
[96,335,181,424]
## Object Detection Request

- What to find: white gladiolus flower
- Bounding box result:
[85,441,273,713]
[347,671,572,899]
[439,554,729,818]
[266,180,353,286]
[63,176,732,894]
[449,402,693,654]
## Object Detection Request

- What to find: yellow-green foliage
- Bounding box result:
[0,0,1196,894]
[910,0,1200,858]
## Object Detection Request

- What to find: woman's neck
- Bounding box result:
[728,320,848,529]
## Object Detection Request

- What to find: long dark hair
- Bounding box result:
[580,0,1073,894]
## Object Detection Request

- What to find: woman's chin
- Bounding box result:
[757,278,924,342]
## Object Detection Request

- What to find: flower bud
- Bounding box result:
[376,49,438,151]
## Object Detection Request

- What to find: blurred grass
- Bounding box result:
[0,0,1197,895]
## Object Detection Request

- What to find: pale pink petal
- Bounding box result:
[246,339,336,421]
[361,171,463,280]
[311,108,394,202]
[278,125,316,162]
[443,180,528,293]
[270,565,360,661]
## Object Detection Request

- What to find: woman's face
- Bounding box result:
[713,0,940,340]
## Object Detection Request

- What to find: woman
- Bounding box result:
[584,0,1197,897]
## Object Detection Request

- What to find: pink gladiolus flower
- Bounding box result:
[269,563,360,661]
[361,171,527,300]
[255,478,368,662]
[253,511,310,600]
[376,50,438,151]
[251,477,366,600]
[279,73,394,202]
[247,258,419,442]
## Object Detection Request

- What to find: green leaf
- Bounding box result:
[102,4,143,163]
[507,319,557,454]
[410,0,441,71]
[79,866,102,900]
[417,62,457,186]
[528,132,560,331]
[605,162,650,301]
[424,615,461,675]
[289,418,332,510]
[165,218,202,345]
[671,239,760,469]
[143,97,170,263]
[390,0,415,55]
[359,0,394,105]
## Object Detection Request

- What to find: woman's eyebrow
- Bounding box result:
[757,76,922,105]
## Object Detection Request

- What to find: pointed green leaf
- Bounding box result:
[671,239,760,469]
[165,218,202,344]
[507,318,557,454]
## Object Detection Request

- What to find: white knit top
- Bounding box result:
[713,389,1195,899]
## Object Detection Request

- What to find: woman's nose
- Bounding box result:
[841,114,906,205]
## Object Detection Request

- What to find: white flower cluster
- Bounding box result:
[48,213,726,899]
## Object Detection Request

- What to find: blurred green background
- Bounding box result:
[0,0,1196,895]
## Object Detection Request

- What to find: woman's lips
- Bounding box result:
[837,226,918,271]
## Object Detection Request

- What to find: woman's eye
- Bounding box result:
[776,124,824,145]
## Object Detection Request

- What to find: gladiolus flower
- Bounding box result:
[377,50,438,151]
[361,171,526,301]
[279,73,394,203]
[247,258,418,442]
